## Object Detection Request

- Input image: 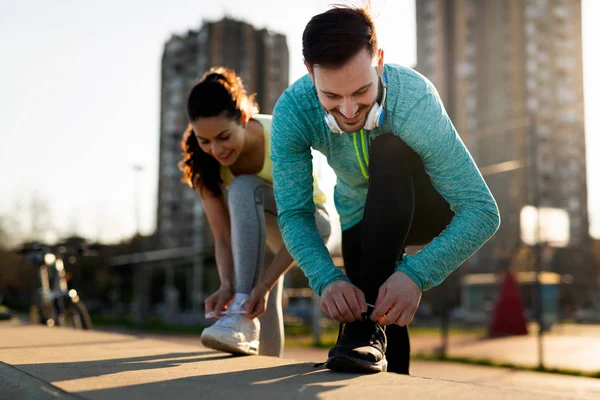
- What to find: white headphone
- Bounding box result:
[324,72,387,134]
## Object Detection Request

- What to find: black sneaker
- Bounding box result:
[325,311,387,373]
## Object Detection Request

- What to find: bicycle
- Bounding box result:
[17,242,96,330]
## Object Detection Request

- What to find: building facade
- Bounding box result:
[416,0,592,303]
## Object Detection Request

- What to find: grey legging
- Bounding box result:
[227,175,331,357]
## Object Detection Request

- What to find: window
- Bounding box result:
[196,54,207,71]
[465,42,476,58]
[467,117,478,131]
[164,164,180,178]
[425,0,435,14]
[569,197,580,211]
[527,97,539,111]
[553,4,569,19]
[526,42,538,56]
[466,95,477,112]
[456,62,474,78]
[525,21,536,36]
[166,40,184,54]
[197,28,208,43]
[560,109,577,122]
[538,124,551,138]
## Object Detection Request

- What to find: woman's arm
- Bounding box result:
[260,244,294,291]
[244,243,294,319]
[199,186,235,317]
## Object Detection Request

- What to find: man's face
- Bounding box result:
[308,48,384,133]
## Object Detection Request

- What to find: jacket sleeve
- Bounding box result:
[271,94,349,295]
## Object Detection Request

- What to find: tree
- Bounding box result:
[28,192,53,242]
[0,216,8,251]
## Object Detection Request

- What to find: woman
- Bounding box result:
[179,67,330,357]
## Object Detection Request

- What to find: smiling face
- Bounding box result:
[191,115,247,167]
[308,47,384,133]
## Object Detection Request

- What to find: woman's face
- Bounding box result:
[191,116,246,166]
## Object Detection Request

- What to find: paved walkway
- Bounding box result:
[405,324,600,373]
[0,321,577,400]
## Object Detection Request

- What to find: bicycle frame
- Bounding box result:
[32,249,81,326]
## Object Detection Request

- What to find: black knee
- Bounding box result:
[369,134,419,176]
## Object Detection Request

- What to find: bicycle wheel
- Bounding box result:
[64,301,93,330]
[30,298,57,327]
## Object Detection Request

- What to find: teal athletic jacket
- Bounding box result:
[271,64,500,296]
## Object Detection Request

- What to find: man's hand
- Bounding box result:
[320,280,367,323]
[243,282,270,319]
[204,285,234,319]
[370,271,422,326]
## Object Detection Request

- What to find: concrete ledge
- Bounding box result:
[0,322,572,399]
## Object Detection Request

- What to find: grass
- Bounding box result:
[413,353,600,379]
[283,324,485,349]
[91,314,483,347]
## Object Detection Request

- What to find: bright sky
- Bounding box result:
[0,0,598,244]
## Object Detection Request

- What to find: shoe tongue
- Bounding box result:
[229,293,249,311]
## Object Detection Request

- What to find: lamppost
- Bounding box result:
[132,164,144,237]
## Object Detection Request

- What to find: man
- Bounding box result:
[271,5,500,374]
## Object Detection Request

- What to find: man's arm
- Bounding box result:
[271,94,349,296]
[393,87,501,291]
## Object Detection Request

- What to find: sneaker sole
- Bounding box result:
[200,332,259,356]
[325,355,388,374]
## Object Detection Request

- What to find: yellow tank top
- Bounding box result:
[220,114,326,205]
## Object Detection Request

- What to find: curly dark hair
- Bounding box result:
[179,67,258,197]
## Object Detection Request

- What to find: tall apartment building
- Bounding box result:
[157,18,289,251]
[416,0,592,295]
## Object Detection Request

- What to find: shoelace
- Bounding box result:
[214,301,246,328]
[217,312,240,328]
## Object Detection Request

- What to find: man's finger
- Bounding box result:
[379,306,403,326]
[328,297,346,323]
[354,288,368,314]
[371,290,394,321]
[342,289,364,322]
[375,284,387,305]
[322,298,340,321]
[395,308,415,327]
[320,300,329,317]
[333,292,353,323]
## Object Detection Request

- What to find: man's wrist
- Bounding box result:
[395,263,425,291]
[319,276,350,296]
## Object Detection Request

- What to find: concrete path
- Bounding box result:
[0,321,578,400]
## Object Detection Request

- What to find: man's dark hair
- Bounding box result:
[302,4,378,69]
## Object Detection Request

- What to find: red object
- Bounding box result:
[488,270,529,337]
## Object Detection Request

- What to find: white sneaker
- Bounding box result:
[200,294,260,355]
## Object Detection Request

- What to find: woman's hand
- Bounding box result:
[204,285,234,319]
[243,282,270,319]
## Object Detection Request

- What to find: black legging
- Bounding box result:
[341,133,455,374]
